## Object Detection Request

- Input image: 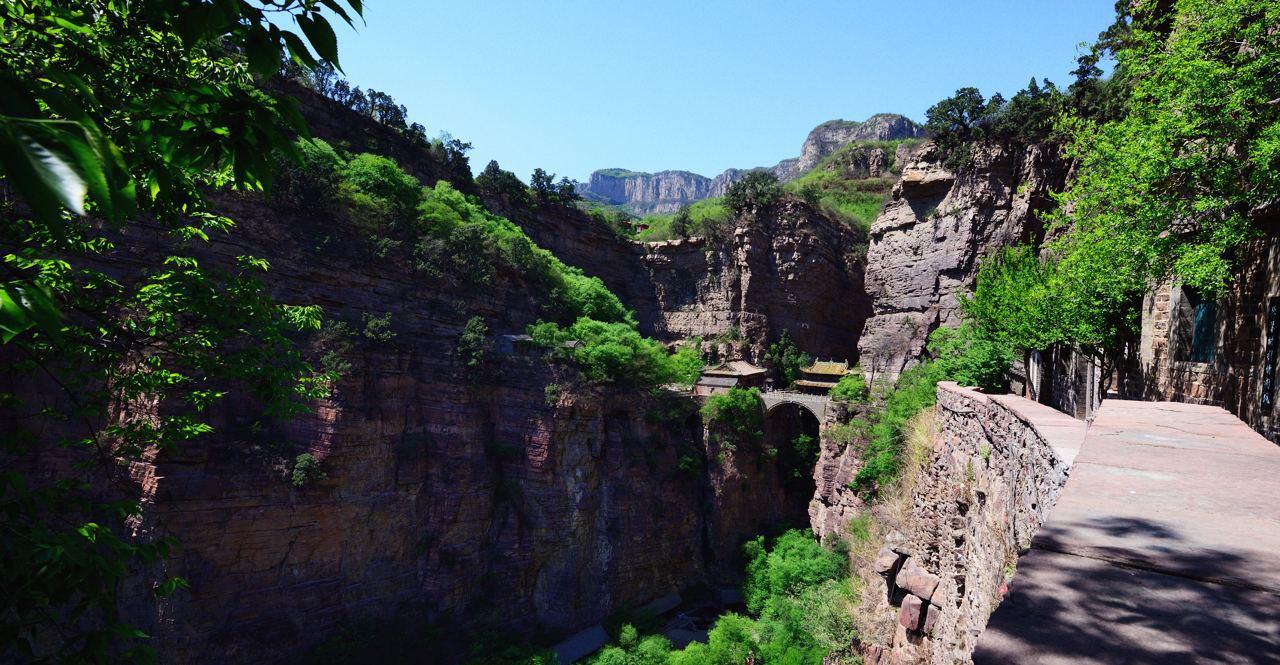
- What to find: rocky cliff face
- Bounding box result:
[579,169,717,214]
[637,199,872,363]
[576,114,923,214]
[99,189,820,663]
[493,194,872,366]
[777,114,926,181]
[858,142,1071,380]
[0,91,838,664]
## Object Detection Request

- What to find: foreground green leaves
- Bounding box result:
[1,0,360,661]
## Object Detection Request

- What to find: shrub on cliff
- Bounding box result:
[700,387,763,450]
[342,153,425,227]
[291,453,327,487]
[635,198,732,241]
[829,372,869,403]
[274,138,344,211]
[457,316,490,368]
[528,318,693,387]
[724,170,782,214]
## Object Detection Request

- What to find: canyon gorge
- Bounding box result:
[6,4,1279,664]
[62,87,1070,664]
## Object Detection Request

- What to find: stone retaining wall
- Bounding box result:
[865,383,1071,664]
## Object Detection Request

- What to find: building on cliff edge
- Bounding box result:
[1027,217,1280,443]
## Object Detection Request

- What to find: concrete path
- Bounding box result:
[975,400,1280,664]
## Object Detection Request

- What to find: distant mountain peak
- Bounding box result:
[577,114,924,214]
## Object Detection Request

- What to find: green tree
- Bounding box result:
[966,0,1280,358]
[924,87,992,169]
[724,170,782,214]
[476,160,531,207]
[0,0,359,660]
[670,206,692,238]
[764,331,812,386]
[458,316,490,368]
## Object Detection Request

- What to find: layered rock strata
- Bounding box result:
[576,114,924,213]
[636,199,872,364]
[858,142,1070,381]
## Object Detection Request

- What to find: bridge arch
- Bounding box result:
[760,391,830,426]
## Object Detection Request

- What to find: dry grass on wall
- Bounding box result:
[845,406,938,645]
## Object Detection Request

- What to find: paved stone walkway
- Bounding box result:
[975,400,1280,664]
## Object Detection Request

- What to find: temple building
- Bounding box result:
[794,360,850,394]
[693,360,767,397]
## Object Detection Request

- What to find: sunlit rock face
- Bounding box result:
[858,141,1071,381]
[575,114,924,214]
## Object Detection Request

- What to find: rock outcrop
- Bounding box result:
[858,142,1071,381]
[637,199,872,364]
[575,114,923,214]
[578,169,716,214]
[776,114,925,181]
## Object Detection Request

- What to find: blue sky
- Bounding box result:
[328,1,1117,182]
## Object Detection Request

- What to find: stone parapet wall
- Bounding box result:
[865,383,1072,665]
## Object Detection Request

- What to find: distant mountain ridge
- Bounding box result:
[577,113,925,214]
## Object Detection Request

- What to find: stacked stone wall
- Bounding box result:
[863,383,1070,664]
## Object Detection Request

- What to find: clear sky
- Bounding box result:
[328,1,1117,182]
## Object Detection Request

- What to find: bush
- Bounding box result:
[724,170,782,214]
[529,317,691,387]
[341,153,424,227]
[274,138,344,211]
[291,453,326,487]
[829,372,869,403]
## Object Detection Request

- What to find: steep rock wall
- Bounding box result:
[637,199,872,363]
[858,142,1070,380]
[581,170,716,214]
[5,185,818,662]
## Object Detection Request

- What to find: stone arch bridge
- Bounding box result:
[760,390,830,424]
